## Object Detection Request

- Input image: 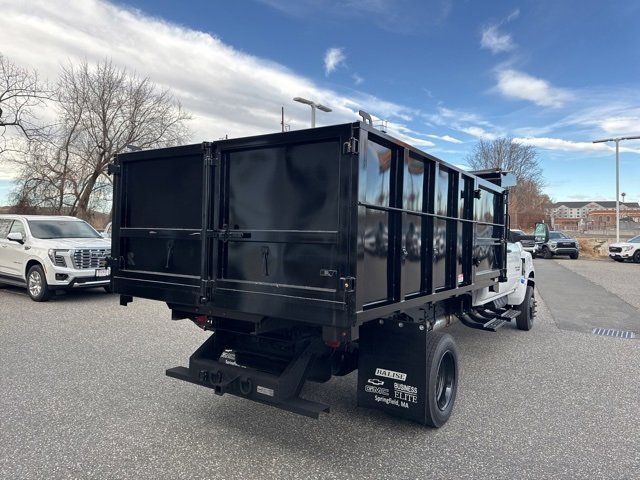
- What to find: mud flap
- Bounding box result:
[357,319,429,424]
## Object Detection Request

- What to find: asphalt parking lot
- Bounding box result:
[1,258,638,480]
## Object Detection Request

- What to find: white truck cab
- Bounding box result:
[0,215,112,301]
[472,241,536,329]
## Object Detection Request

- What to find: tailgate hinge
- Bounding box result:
[200,280,215,304]
[106,256,123,269]
[204,152,218,167]
[107,163,121,175]
[203,142,218,167]
[343,136,359,155]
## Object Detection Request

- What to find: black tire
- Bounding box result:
[633,251,640,264]
[26,265,51,302]
[542,246,553,259]
[424,332,458,428]
[515,285,535,331]
[570,252,579,260]
[531,252,537,259]
[103,285,113,294]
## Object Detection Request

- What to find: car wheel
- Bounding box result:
[27,265,51,302]
[633,251,640,264]
[542,246,553,259]
[424,332,458,428]
[515,285,535,331]
[570,252,579,260]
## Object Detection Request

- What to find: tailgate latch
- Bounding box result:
[213,224,251,243]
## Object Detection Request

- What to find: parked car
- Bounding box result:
[608,235,640,263]
[509,229,538,258]
[0,215,112,301]
[538,231,579,259]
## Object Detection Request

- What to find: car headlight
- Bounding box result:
[623,246,634,252]
[549,241,557,247]
[48,249,69,267]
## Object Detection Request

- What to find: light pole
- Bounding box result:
[293,97,332,128]
[593,135,640,242]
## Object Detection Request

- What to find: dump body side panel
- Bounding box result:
[353,124,507,323]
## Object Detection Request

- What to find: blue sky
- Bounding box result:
[1,0,640,204]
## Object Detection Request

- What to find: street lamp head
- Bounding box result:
[316,104,332,113]
[293,97,314,106]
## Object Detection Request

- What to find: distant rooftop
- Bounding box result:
[553,201,640,208]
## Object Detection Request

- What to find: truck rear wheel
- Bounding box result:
[633,251,640,263]
[424,332,458,428]
[515,285,535,331]
[542,246,553,259]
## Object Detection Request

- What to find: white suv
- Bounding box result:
[608,235,640,263]
[0,215,112,301]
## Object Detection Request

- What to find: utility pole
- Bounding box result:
[592,135,640,242]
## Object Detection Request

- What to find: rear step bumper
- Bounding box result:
[166,334,330,418]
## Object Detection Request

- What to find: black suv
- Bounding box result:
[539,231,579,259]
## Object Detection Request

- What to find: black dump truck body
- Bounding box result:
[109,121,531,426]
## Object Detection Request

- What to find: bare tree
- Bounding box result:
[0,53,51,155]
[466,137,542,185]
[467,138,548,229]
[10,58,191,219]
[59,59,191,218]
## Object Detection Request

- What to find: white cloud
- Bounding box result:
[495,69,571,108]
[513,136,640,154]
[599,116,640,135]
[459,126,498,140]
[258,0,453,33]
[0,0,426,174]
[506,9,520,22]
[352,73,364,85]
[480,25,514,54]
[384,121,436,147]
[324,47,346,75]
[480,9,519,54]
[426,134,463,144]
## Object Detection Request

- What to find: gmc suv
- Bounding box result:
[0,215,111,301]
[608,235,640,263]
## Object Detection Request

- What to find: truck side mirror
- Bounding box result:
[7,232,24,244]
[534,223,549,243]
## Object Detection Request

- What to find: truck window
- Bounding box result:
[28,220,101,239]
[8,220,25,236]
[0,219,12,238]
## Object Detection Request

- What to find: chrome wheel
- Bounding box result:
[28,270,43,298]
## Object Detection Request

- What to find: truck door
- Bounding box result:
[0,219,15,277]
[3,220,28,278]
[505,241,523,291]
